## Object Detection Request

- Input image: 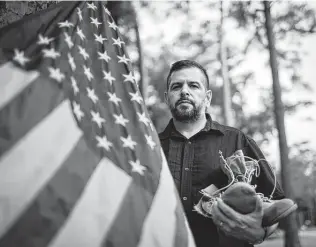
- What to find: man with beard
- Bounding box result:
[159,60,284,247]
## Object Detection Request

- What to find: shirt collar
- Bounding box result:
[159,113,225,140]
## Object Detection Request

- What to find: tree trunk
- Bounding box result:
[133,8,147,100]
[263,2,301,247]
[219,1,234,126]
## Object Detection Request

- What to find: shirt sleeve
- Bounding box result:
[242,134,285,200]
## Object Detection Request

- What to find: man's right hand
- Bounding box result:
[211,195,265,244]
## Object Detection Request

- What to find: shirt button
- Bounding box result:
[183,197,187,200]
[185,168,189,171]
[188,141,192,145]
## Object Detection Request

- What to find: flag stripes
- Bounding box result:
[48,157,132,247]
[0,63,39,111]
[0,64,64,156]
[137,151,184,247]
[0,2,197,247]
[0,100,81,240]
[0,136,101,247]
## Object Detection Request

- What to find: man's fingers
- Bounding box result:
[211,201,237,230]
[216,198,242,222]
[211,201,226,224]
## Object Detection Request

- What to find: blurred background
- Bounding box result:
[1,1,316,246]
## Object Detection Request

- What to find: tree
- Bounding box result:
[0,1,58,28]
[228,1,315,142]
[219,1,234,126]
[263,2,300,246]
[228,1,316,245]
[289,143,316,227]
[132,2,147,99]
[106,1,147,98]
[137,1,258,131]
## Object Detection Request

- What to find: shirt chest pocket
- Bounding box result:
[191,144,227,191]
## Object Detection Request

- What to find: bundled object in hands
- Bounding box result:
[194,150,297,227]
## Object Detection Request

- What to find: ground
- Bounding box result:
[259,229,316,247]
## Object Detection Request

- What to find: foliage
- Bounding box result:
[229,1,315,123]
[0,1,58,28]
[139,1,315,143]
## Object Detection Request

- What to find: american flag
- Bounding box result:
[0,2,195,247]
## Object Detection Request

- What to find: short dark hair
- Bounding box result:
[166,60,210,90]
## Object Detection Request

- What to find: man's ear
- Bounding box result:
[164,91,169,105]
[206,90,212,104]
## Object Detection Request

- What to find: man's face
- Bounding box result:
[165,67,212,123]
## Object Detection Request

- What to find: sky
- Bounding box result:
[137,1,316,169]
[244,34,316,168]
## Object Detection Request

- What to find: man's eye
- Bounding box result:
[191,84,199,88]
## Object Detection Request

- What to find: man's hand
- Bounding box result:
[211,195,265,244]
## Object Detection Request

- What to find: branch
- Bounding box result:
[255,26,268,49]
[243,35,256,54]
[292,24,316,34]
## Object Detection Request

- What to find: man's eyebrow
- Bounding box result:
[169,81,183,85]
[170,80,200,83]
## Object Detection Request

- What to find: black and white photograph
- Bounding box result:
[0,1,315,247]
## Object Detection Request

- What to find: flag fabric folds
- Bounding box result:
[0,2,195,247]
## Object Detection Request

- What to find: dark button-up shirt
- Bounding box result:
[159,114,284,247]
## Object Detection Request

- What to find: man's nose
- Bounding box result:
[180,84,190,96]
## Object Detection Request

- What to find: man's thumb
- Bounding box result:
[254,195,263,214]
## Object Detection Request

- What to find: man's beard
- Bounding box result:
[170,100,203,123]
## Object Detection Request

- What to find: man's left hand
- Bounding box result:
[211,195,265,243]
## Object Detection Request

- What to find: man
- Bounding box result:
[159,60,284,247]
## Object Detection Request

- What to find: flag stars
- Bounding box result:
[77,7,83,21]
[48,67,65,82]
[90,17,102,28]
[137,112,150,126]
[37,34,54,45]
[117,54,130,64]
[129,160,146,175]
[108,20,118,30]
[108,92,121,106]
[129,91,143,104]
[87,2,97,10]
[64,32,74,48]
[91,110,105,128]
[42,48,60,59]
[58,20,74,28]
[68,53,76,71]
[96,135,113,151]
[112,37,124,48]
[121,135,137,150]
[149,122,154,131]
[83,65,94,81]
[123,72,136,83]
[114,114,129,127]
[94,33,107,44]
[13,49,29,66]
[103,6,111,15]
[76,27,86,41]
[145,134,156,150]
[78,46,89,60]
[103,70,115,85]
[71,76,79,95]
[98,51,111,62]
[72,102,85,121]
[87,88,99,103]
